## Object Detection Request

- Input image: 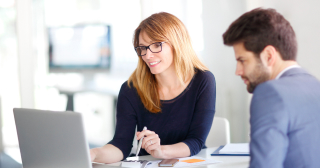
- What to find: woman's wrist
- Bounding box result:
[160,145,170,159]
[159,143,191,159]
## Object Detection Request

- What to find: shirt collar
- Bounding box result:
[275,65,301,80]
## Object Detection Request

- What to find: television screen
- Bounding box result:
[48,24,111,72]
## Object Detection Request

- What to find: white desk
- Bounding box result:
[93,147,250,168]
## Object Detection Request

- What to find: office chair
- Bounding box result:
[206,117,231,147]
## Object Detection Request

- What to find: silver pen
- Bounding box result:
[136,126,147,157]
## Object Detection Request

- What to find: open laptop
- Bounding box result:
[13,108,111,168]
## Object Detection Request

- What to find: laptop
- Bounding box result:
[13,108,110,168]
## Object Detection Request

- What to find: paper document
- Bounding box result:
[219,143,249,154]
[146,156,221,168]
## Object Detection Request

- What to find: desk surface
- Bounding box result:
[93,147,250,168]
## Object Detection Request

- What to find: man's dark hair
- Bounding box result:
[223,8,297,60]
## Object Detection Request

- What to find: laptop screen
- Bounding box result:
[13,108,92,168]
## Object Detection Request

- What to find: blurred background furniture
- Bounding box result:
[0,97,22,168]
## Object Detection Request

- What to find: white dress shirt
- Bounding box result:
[275,65,300,80]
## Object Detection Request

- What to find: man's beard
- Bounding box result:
[244,62,271,93]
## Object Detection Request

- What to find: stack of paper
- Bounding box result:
[219,143,249,154]
[145,157,221,168]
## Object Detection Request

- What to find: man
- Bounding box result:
[223,8,320,168]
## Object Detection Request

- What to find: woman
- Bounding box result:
[90,12,216,163]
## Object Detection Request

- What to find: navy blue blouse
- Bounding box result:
[108,70,216,158]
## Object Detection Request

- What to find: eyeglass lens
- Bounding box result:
[135,42,163,56]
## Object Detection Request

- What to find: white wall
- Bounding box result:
[201,0,250,143]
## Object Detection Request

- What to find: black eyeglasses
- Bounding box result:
[134,42,166,56]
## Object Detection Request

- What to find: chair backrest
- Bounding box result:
[206,117,230,147]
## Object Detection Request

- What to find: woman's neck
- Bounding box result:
[155,68,192,100]
[156,72,182,90]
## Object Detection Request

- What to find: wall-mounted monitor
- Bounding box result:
[48,24,111,73]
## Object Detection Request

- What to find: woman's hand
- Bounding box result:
[88,144,124,164]
[136,129,165,158]
[90,149,97,161]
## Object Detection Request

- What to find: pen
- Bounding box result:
[136,126,147,157]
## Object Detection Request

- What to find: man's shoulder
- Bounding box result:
[256,68,316,90]
[252,67,320,109]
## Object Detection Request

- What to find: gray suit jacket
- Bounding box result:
[249,68,320,168]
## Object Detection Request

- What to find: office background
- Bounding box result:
[0,0,319,164]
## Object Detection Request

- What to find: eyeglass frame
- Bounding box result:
[134,42,166,56]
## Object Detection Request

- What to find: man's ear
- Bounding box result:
[260,45,277,67]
